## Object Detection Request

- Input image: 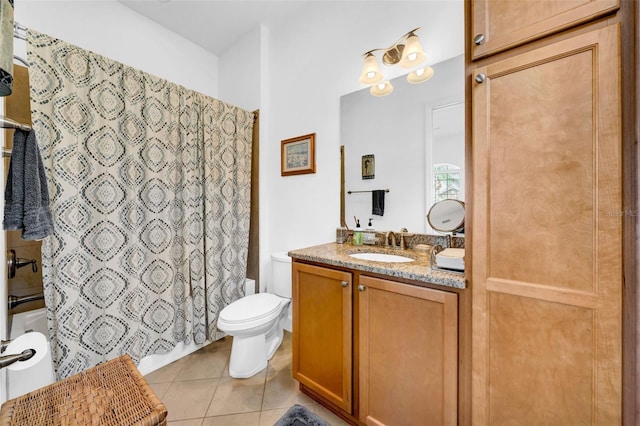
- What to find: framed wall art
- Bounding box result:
[362,154,375,179]
[281,133,316,176]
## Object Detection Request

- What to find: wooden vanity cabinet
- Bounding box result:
[471,0,618,59]
[292,260,459,425]
[292,262,353,413]
[358,275,458,426]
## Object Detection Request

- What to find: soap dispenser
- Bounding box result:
[353,219,363,245]
[364,218,376,244]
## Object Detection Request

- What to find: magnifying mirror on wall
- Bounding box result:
[427,199,465,233]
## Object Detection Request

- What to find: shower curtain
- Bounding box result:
[26,30,253,379]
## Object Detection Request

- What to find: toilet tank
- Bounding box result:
[271,252,292,298]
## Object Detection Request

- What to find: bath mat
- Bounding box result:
[273,404,331,426]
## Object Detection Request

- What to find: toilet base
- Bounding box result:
[227,324,284,378]
[228,334,268,378]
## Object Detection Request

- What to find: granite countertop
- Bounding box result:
[288,242,466,290]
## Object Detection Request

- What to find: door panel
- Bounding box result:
[292,262,352,413]
[471,0,619,59]
[472,25,621,425]
[359,276,458,426]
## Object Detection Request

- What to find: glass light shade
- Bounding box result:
[399,34,426,69]
[370,81,393,97]
[407,66,434,84]
[359,54,383,85]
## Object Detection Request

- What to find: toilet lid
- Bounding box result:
[219,293,284,324]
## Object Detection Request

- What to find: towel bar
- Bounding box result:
[347,189,389,194]
[0,116,31,131]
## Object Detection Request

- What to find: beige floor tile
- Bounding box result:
[149,381,172,400]
[257,407,290,426]
[201,411,260,426]
[163,378,219,422]
[176,349,230,380]
[313,404,351,426]
[144,357,189,384]
[262,367,315,410]
[198,336,233,353]
[148,329,328,425]
[206,370,267,417]
[268,346,292,373]
[280,331,292,346]
[168,419,203,426]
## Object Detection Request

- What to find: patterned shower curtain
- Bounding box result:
[26,30,253,379]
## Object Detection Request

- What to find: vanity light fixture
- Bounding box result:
[370,81,394,97]
[358,27,434,96]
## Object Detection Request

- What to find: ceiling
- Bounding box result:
[118,1,317,56]
[118,1,463,58]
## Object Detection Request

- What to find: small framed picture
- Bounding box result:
[281,133,316,176]
[362,154,375,179]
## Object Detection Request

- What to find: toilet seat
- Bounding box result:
[218,293,286,329]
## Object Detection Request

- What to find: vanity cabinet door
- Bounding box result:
[292,262,353,413]
[358,276,458,426]
[471,0,618,59]
[471,25,621,425]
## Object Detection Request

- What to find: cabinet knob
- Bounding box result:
[473,34,485,46]
[358,285,366,292]
[475,73,486,84]
[341,281,348,288]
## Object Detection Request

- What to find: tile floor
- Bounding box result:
[144,331,350,425]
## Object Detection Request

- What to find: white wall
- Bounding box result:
[258,1,463,292]
[14,1,219,97]
[219,26,261,111]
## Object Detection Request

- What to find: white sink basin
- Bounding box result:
[349,253,415,263]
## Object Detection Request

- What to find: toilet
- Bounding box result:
[217,252,292,378]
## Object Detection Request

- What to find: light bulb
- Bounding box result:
[407,66,434,84]
[370,81,393,97]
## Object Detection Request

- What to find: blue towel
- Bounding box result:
[3,129,54,240]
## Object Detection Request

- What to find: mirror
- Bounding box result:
[341,54,464,233]
[427,199,465,233]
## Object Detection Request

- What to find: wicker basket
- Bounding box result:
[0,354,167,425]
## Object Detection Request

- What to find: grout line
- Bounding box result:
[201,348,229,420]
[257,362,269,425]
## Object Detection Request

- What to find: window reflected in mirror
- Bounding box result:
[433,163,462,203]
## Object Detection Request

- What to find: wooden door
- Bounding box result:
[292,262,353,413]
[472,25,621,425]
[358,276,458,426]
[471,0,618,59]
